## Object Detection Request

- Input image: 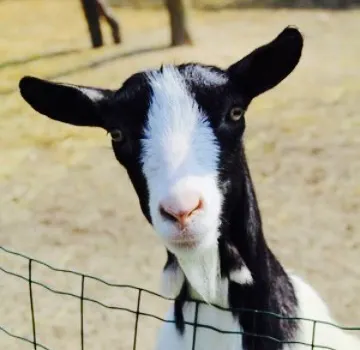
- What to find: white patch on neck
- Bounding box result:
[229,266,253,285]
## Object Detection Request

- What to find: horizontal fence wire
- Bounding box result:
[0,245,359,350]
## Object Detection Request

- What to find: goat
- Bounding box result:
[18,27,359,350]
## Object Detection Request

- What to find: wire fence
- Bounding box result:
[0,245,359,350]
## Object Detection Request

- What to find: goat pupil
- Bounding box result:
[230,107,244,121]
[110,129,123,142]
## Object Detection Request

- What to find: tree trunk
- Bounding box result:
[96,0,121,44]
[165,0,193,47]
[80,0,103,48]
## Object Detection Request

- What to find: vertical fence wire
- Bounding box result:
[80,275,85,350]
[133,289,142,350]
[28,259,37,350]
[311,320,317,350]
[252,309,258,350]
[191,301,200,350]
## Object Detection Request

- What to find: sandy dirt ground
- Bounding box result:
[0,1,359,349]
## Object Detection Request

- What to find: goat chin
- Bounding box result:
[155,272,360,350]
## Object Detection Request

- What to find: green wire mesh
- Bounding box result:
[0,245,359,350]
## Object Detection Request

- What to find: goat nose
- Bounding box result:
[159,191,203,225]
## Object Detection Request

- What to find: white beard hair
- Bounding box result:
[160,244,253,306]
[160,263,185,298]
[176,244,223,305]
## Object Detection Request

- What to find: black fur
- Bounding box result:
[219,145,298,349]
[19,26,304,350]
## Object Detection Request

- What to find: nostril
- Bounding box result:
[192,198,203,214]
[159,196,204,224]
[159,205,178,222]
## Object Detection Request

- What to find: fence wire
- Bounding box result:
[0,245,359,350]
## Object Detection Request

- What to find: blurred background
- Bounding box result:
[0,0,359,349]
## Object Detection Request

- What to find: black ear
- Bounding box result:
[228,26,303,99]
[19,76,115,127]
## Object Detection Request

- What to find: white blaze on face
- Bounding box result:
[141,66,224,303]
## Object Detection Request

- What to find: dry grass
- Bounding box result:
[0,1,360,349]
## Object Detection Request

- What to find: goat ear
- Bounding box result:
[19,76,114,127]
[227,26,303,99]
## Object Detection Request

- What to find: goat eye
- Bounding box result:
[229,107,244,122]
[109,129,124,143]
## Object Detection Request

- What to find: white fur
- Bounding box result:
[161,263,254,304]
[287,273,360,350]
[141,66,223,300]
[79,87,104,101]
[182,65,228,87]
[161,263,185,298]
[156,273,360,350]
[176,245,226,305]
[156,301,242,350]
[229,266,253,285]
[61,82,105,102]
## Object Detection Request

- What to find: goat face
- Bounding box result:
[18,27,303,257]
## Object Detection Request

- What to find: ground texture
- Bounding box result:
[0,1,359,349]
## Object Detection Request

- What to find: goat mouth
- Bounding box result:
[170,238,199,249]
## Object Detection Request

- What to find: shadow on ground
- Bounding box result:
[0,44,169,96]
